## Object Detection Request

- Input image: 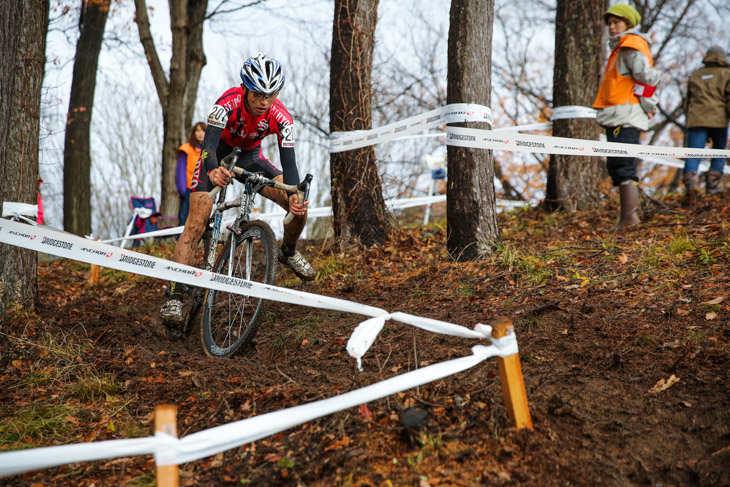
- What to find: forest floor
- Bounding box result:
[1,190,729,487]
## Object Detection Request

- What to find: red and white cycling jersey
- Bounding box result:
[207,86,295,151]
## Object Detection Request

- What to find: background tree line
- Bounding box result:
[3,0,729,309]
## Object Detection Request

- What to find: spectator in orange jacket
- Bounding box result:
[593,3,660,231]
[176,122,206,226]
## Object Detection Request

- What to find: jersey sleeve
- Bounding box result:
[202,96,233,172]
[279,146,300,187]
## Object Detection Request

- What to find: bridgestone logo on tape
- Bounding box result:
[516,140,546,149]
[119,254,156,269]
[448,133,477,141]
[210,274,253,289]
[41,236,73,250]
[592,147,629,155]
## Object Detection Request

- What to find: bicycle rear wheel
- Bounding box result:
[201,221,277,358]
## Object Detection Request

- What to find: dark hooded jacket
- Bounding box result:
[685,50,730,128]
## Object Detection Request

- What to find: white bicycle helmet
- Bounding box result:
[240,53,285,95]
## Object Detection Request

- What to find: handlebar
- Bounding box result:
[283,173,314,224]
[207,147,242,200]
[206,147,313,224]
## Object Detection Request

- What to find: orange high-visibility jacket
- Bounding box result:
[594,34,654,109]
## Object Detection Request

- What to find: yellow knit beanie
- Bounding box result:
[603,3,641,27]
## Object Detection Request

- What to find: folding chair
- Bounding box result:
[122,196,163,248]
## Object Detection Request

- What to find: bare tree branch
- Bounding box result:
[133,0,169,112]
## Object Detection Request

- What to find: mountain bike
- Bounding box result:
[179,147,312,358]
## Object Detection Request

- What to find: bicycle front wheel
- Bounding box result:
[201,221,277,358]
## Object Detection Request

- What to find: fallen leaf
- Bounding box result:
[676,309,690,316]
[649,374,680,393]
[704,297,724,305]
[359,403,372,419]
[706,311,717,320]
[618,253,628,264]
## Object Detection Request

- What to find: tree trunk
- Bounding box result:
[0,0,48,309]
[183,0,207,130]
[134,0,208,220]
[544,0,607,212]
[446,0,499,261]
[63,0,111,236]
[329,0,389,249]
[0,1,22,164]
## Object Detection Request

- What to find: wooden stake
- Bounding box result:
[491,317,533,430]
[88,239,99,284]
[88,264,99,284]
[155,405,179,487]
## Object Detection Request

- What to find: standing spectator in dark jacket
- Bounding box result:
[683,46,730,196]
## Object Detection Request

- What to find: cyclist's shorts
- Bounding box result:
[192,143,283,193]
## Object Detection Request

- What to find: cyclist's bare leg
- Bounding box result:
[161,191,214,335]
[259,176,306,247]
[260,176,315,280]
[172,191,214,266]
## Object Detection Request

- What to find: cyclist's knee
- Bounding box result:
[262,186,289,209]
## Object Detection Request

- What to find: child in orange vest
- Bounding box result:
[176,122,206,226]
[593,3,660,231]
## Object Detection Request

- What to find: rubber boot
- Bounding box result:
[613,181,640,232]
[705,171,723,195]
[682,171,699,206]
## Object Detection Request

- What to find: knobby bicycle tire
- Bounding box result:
[200,221,277,358]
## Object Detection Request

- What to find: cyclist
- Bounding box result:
[161,53,316,335]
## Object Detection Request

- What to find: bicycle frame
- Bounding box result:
[202,146,313,277]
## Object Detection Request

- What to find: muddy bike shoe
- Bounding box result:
[161,299,186,340]
[279,250,317,281]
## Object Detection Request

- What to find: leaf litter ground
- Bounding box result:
[1,192,729,486]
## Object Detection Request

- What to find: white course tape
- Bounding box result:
[331,105,729,169]
[0,338,517,476]
[446,126,730,160]
[2,202,38,218]
[155,340,515,466]
[0,436,173,478]
[1,219,498,359]
[102,195,528,245]
[0,218,385,317]
[550,105,597,120]
[330,103,492,153]
[346,312,497,370]
[0,218,522,476]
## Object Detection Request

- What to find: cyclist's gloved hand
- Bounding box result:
[209,166,234,188]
